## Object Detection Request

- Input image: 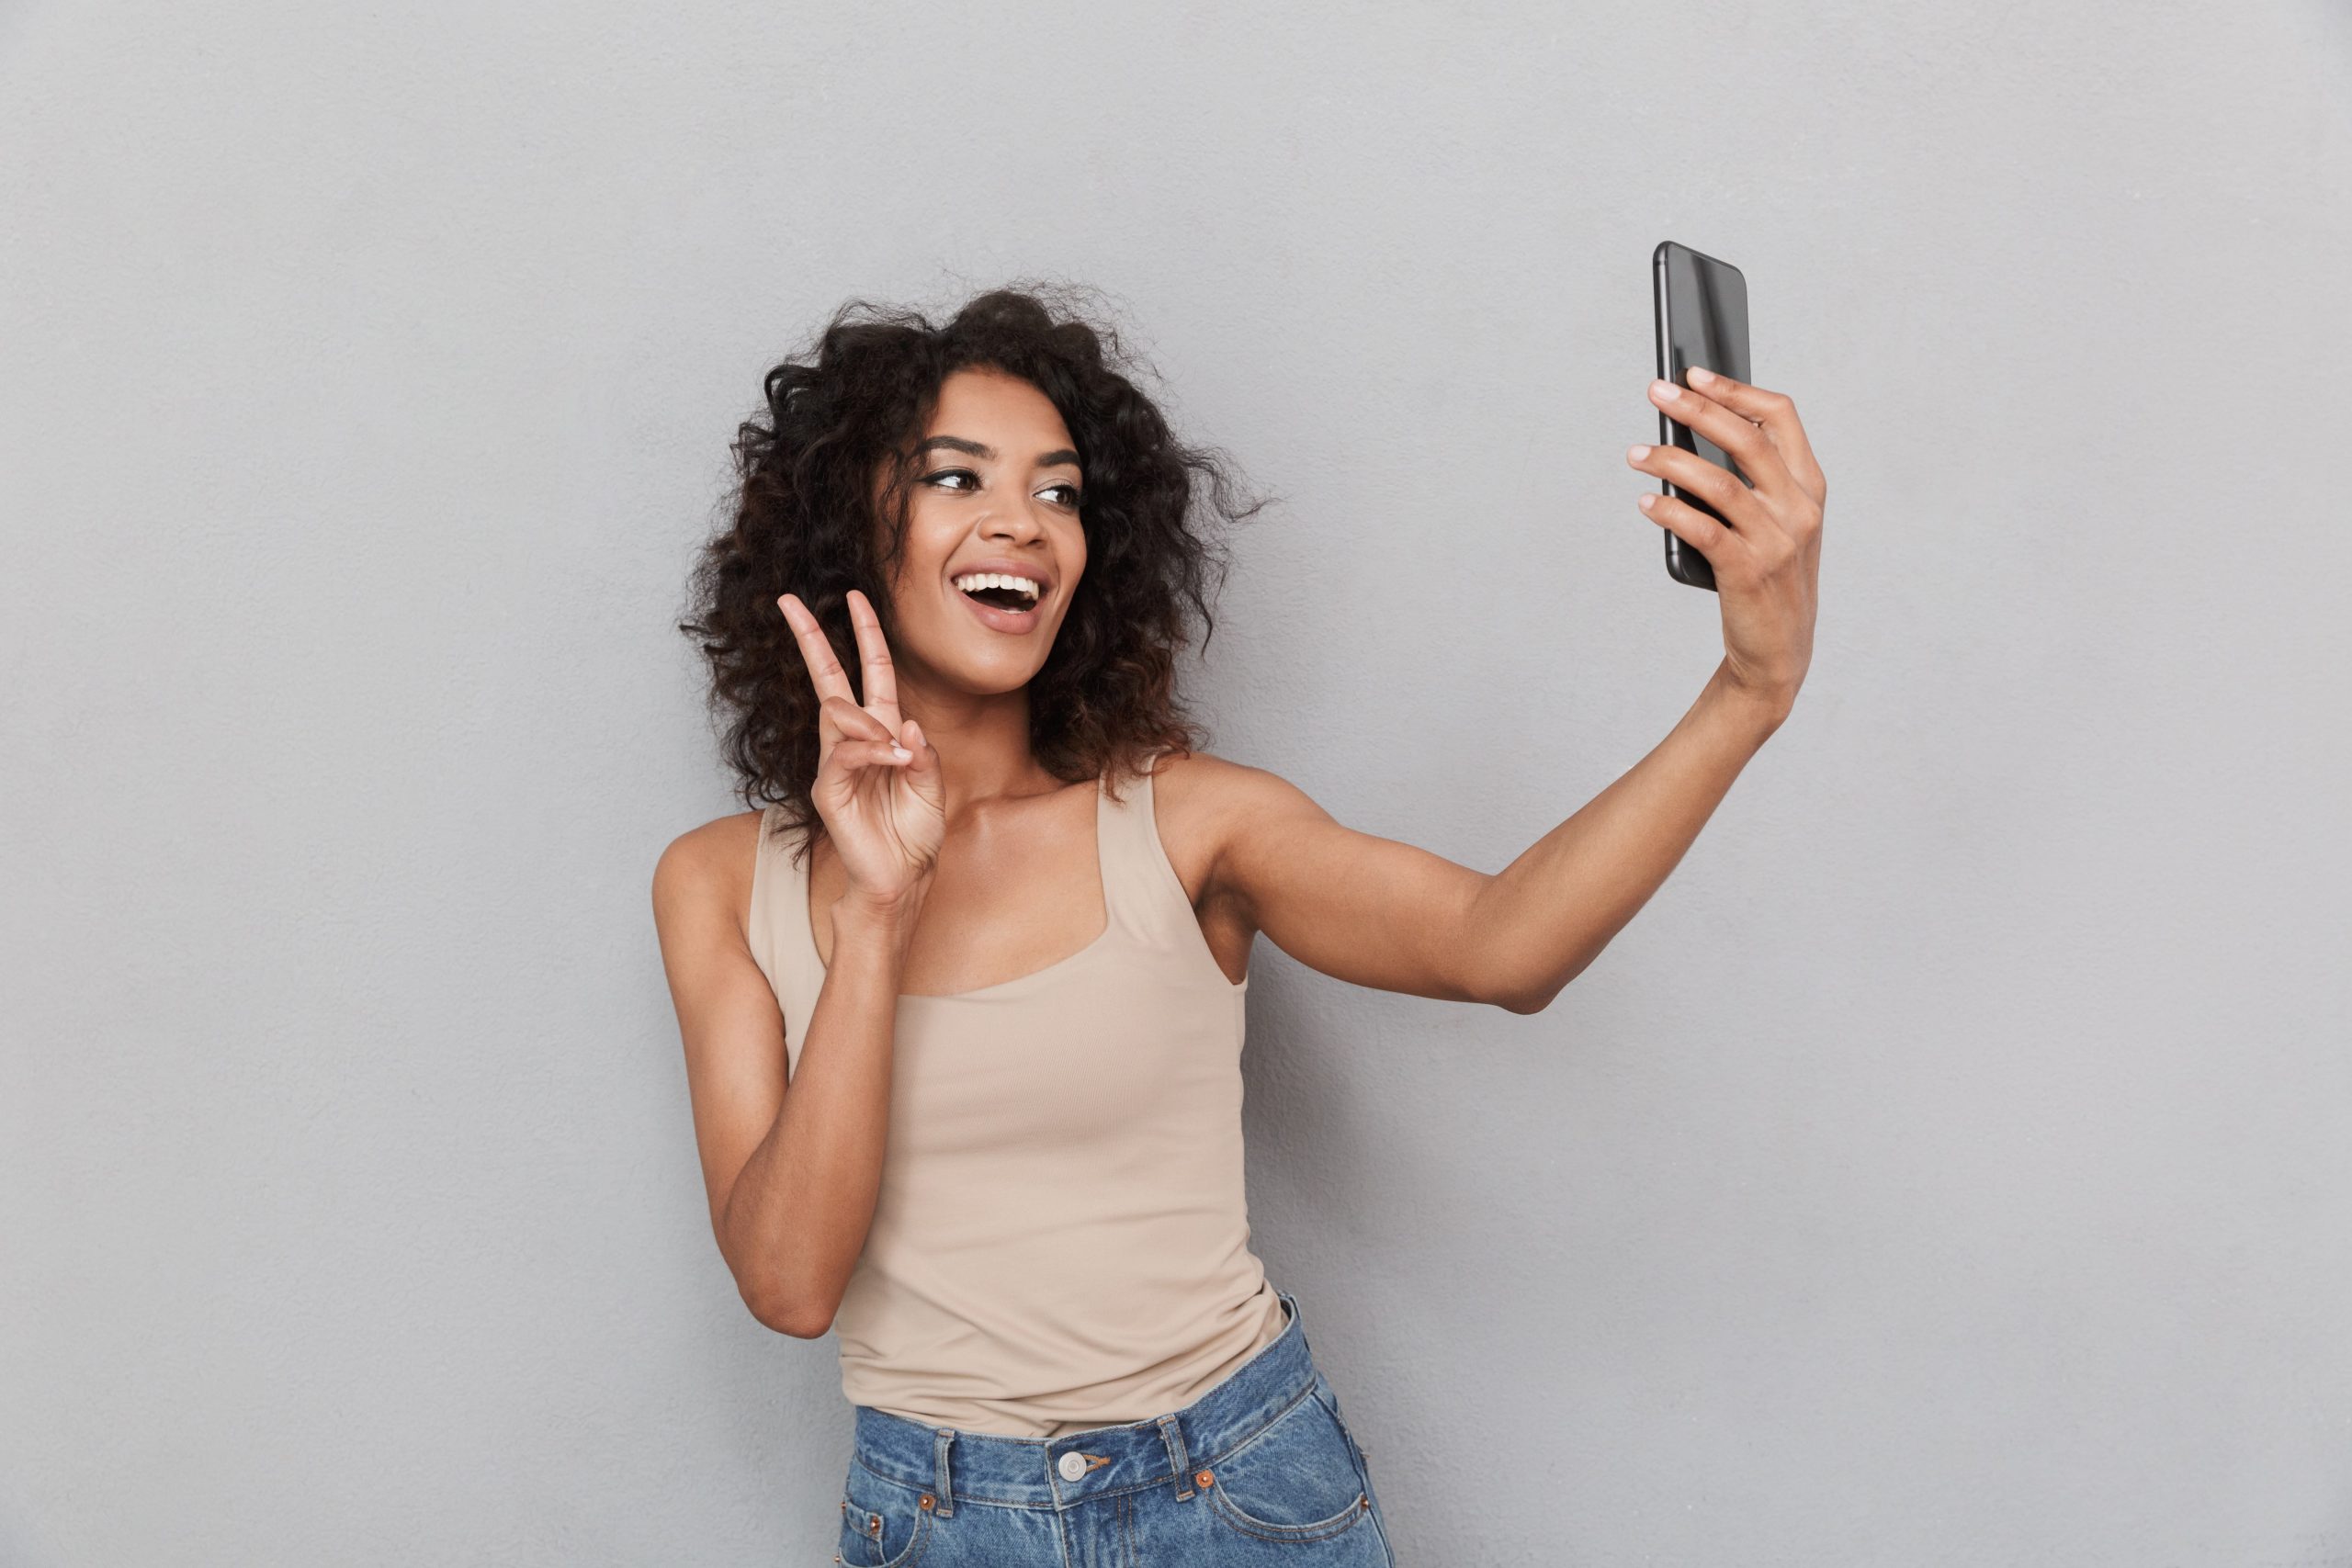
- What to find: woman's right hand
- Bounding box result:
[776,589,944,914]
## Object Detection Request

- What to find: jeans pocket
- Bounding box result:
[1200,1386,1376,1545]
[837,1461,936,1568]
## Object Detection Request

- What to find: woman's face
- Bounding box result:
[874,366,1088,696]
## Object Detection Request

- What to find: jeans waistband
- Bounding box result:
[848,1288,1316,1515]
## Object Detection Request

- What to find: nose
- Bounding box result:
[978,496,1049,544]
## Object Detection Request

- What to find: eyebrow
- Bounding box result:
[915,434,1082,473]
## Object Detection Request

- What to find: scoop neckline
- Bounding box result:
[799,774,1114,1003]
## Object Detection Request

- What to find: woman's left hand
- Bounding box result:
[1629,368,1826,716]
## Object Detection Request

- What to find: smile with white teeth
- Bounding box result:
[952,571,1043,611]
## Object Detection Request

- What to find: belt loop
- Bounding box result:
[932,1427,956,1518]
[1157,1413,1194,1501]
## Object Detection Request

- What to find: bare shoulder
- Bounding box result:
[1144,749,1331,908]
[651,807,767,944]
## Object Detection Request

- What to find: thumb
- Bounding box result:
[902,719,943,813]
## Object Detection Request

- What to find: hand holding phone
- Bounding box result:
[1633,241,1829,717]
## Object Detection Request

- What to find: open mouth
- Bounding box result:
[951,571,1044,615]
[963,583,1035,611]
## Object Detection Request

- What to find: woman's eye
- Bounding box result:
[923,470,1081,508]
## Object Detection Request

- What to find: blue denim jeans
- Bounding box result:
[835,1290,1396,1565]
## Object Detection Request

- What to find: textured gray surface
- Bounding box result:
[3,2,2347,1563]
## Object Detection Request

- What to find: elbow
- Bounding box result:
[719,1195,836,1337]
[741,1278,835,1339]
[1482,946,1602,1014]
[768,1308,837,1341]
[1483,961,1571,1016]
[730,1247,836,1337]
[1491,983,1557,1016]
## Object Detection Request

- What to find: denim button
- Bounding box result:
[1057,1450,1088,1482]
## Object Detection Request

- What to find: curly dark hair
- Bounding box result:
[678,281,1274,862]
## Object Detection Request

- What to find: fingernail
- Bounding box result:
[1627,444,1650,463]
[890,747,911,761]
[1652,378,1679,401]
[1688,367,1716,385]
[1638,493,1657,510]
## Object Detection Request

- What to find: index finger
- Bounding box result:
[1684,367,1825,503]
[776,592,856,706]
[1655,377,1799,507]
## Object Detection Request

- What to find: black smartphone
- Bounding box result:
[1651,241,1751,592]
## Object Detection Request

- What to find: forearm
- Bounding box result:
[1470,662,1790,1012]
[720,890,924,1335]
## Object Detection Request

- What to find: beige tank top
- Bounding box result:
[744,757,1288,1438]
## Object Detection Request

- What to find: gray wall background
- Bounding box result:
[5,2,2347,1563]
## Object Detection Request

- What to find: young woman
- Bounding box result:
[653,285,1825,1566]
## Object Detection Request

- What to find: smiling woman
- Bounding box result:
[657,286,1417,1565]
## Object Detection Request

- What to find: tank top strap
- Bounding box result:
[1093,751,1211,960]
[749,805,827,1028]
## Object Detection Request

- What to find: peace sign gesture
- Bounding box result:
[775,588,945,910]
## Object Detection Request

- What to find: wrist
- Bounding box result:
[1705,665,1796,741]
[831,884,929,953]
